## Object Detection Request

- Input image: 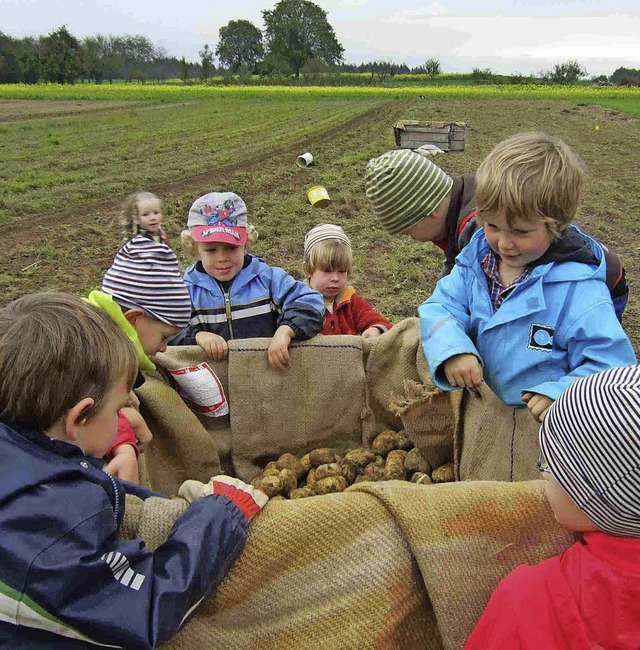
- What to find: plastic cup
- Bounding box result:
[307,185,331,208]
[296,152,314,167]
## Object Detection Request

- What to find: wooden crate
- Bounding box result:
[393,121,467,152]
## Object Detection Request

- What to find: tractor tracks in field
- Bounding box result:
[0,100,400,247]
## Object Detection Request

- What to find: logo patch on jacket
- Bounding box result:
[101,551,146,590]
[528,323,554,352]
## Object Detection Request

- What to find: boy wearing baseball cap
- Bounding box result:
[176,191,325,370]
[466,364,640,648]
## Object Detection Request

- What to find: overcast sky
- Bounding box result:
[2,0,639,76]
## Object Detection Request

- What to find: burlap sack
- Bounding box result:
[120,480,573,650]
[228,335,376,481]
[365,319,455,467]
[455,382,542,482]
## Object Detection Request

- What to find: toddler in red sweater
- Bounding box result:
[303,223,392,338]
[465,364,640,649]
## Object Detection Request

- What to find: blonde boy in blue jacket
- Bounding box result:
[419,132,636,480]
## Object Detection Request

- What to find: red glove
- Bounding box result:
[179,475,269,520]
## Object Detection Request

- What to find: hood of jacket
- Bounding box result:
[184,254,266,294]
[458,224,606,285]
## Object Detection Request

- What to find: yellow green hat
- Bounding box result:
[364,149,453,235]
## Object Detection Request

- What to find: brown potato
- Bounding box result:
[371,430,413,457]
[270,495,286,501]
[314,475,348,495]
[431,462,455,483]
[309,448,342,467]
[384,450,407,480]
[343,449,376,469]
[279,468,298,494]
[404,447,430,475]
[315,463,344,481]
[289,486,315,499]
[304,467,317,486]
[299,453,312,473]
[410,472,432,485]
[362,463,385,481]
[339,461,358,484]
[262,467,281,478]
[276,453,307,480]
[255,475,284,497]
[265,461,278,470]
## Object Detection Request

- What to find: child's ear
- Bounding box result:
[124,308,146,327]
[64,397,95,440]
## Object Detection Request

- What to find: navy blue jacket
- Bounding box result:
[0,419,248,649]
[172,255,324,345]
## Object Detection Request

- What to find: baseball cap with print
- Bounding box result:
[187,191,248,246]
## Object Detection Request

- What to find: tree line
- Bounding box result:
[1,0,635,86]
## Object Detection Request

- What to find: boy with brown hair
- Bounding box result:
[418,132,636,480]
[466,365,640,648]
[0,292,267,648]
[365,146,629,320]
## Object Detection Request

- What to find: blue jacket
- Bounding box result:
[0,419,248,649]
[419,226,637,407]
[174,255,325,345]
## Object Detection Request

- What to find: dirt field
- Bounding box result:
[1,96,639,352]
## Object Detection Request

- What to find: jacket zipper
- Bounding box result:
[224,289,234,339]
[104,470,120,520]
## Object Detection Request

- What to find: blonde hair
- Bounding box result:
[303,239,353,277]
[475,131,585,237]
[119,191,161,241]
[180,224,259,258]
[0,293,138,431]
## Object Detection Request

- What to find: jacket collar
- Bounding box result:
[302,280,356,310]
[186,254,257,292]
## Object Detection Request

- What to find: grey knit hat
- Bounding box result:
[540,365,640,537]
[102,236,191,328]
[364,149,453,235]
[304,223,351,261]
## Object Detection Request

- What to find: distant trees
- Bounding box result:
[40,26,81,84]
[541,60,587,84]
[215,19,263,72]
[610,67,640,85]
[262,0,344,77]
[423,57,441,77]
[199,43,215,81]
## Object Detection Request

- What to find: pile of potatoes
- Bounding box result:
[251,429,455,500]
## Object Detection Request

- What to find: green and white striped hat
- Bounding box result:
[364,149,453,235]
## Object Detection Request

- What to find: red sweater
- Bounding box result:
[105,412,139,461]
[465,532,640,649]
[321,286,392,336]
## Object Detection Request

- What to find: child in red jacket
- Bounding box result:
[465,364,640,649]
[303,223,392,338]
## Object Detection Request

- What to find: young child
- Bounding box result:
[303,223,392,338]
[86,235,193,482]
[418,132,636,479]
[174,191,325,370]
[465,365,640,649]
[119,190,170,246]
[365,146,629,321]
[0,292,268,648]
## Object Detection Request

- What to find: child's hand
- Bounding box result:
[268,325,294,370]
[104,445,139,483]
[195,331,229,361]
[362,326,382,339]
[444,354,483,390]
[522,392,554,422]
[120,406,153,453]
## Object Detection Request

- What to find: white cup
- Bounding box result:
[296,152,314,168]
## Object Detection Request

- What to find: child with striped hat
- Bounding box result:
[303,223,392,338]
[466,364,640,648]
[364,146,629,321]
[85,235,192,482]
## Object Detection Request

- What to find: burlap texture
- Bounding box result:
[227,335,376,481]
[120,480,573,650]
[455,382,542,482]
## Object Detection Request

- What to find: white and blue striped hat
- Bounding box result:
[540,365,640,537]
[102,236,191,328]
